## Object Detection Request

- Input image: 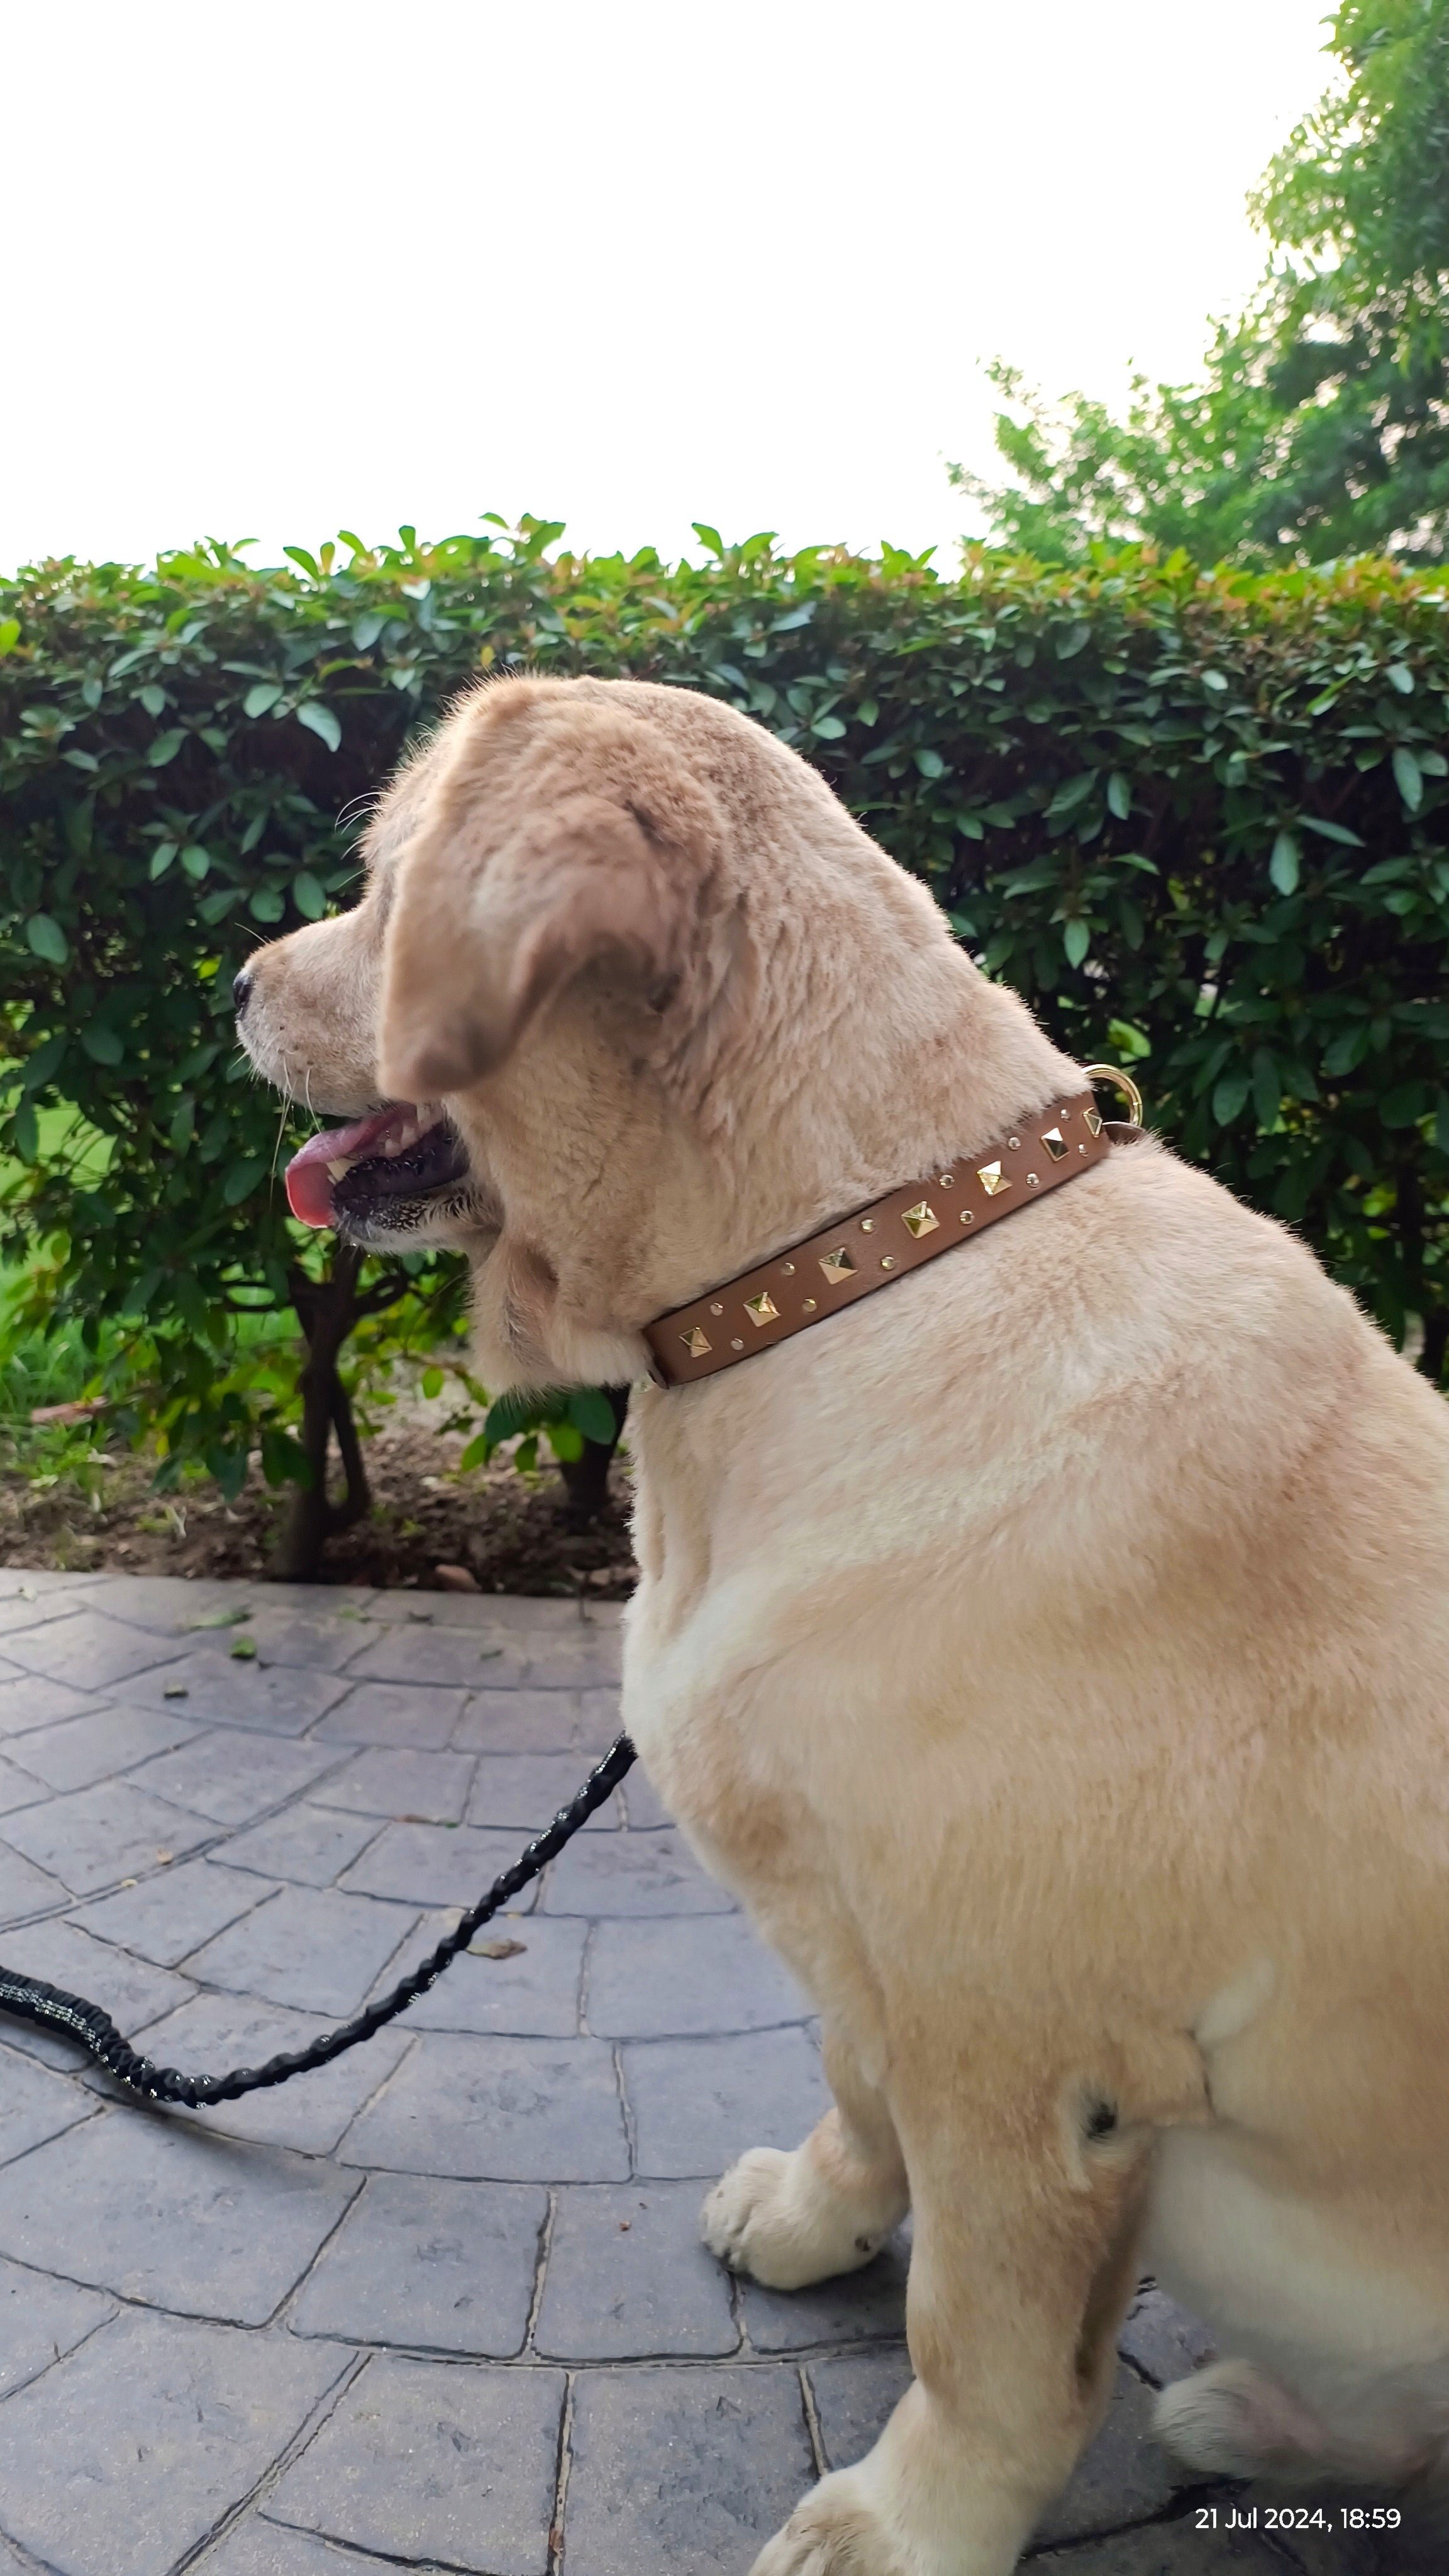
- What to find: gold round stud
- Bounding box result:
[802,1297,816,1311]
[710,1302,724,1314]
[1079,1143,1086,1153]
[1008,1135,1021,1151]
[880,1257,895,1269]
[860,1219,875,1232]
[730,1337,744,1350]
[1026,1172,1039,1186]
[780,1262,795,1276]
[960,1209,974,1223]
[938,1173,955,1186]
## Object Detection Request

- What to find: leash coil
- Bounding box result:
[0,1734,636,2109]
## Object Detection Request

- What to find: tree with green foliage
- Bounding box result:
[956,0,1449,567]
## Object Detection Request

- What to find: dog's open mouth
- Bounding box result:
[285,1102,470,1234]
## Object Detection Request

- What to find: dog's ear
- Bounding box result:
[379,786,700,1102]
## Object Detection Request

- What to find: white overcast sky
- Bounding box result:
[6,0,1333,576]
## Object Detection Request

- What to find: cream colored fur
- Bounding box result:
[240,675,1449,2573]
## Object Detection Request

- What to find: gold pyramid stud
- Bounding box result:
[744,1291,779,1327]
[680,1326,711,1358]
[901,1201,939,1238]
[819,1247,857,1285]
[1041,1127,1068,1162]
[977,1161,1011,1196]
[1084,1107,1104,1137]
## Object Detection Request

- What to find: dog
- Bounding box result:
[238,673,1449,2572]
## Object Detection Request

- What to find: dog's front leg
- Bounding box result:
[702,2021,909,2290]
[749,2070,1150,2576]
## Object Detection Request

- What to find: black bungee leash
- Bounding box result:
[0,1734,636,2109]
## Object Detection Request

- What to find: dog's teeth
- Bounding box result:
[326,1158,353,1180]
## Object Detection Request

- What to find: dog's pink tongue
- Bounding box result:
[284,1107,409,1228]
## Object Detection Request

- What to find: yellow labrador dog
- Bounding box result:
[237,674,1449,2573]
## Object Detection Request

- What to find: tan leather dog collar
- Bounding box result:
[644,1073,1141,1389]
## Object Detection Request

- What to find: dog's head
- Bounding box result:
[237,674,1065,1390]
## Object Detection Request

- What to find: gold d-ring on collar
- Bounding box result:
[1083,1064,1144,1128]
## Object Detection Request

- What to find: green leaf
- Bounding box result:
[260,1428,313,1489]
[243,681,284,718]
[249,886,285,923]
[26,913,69,965]
[691,523,724,556]
[12,1101,38,1163]
[0,617,19,656]
[169,1096,195,1153]
[1106,771,1131,821]
[483,1386,557,1445]
[296,699,341,752]
[1252,1048,1281,1130]
[1269,831,1301,896]
[149,840,179,880]
[148,728,186,767]
[1055,621,1091,659]
[421,1367,445,1399]
[914,745,946,779]
[1380,1082,1426,1128]
[221,1155,268,1205]
[514,1434,540,1474]
[548,1419,585,1461]
[1213,1067,1252,1126]
[1434,1094,1449,1156]
[180,843,211,880]
[80,1025,124,1066]
[1392,746,1423,812]
[138,683,167,718]
[283,545,320,577]
[568,1386,618,1445]
[856,697,879,726]
[229,1635,258,1660]
[1045,770,1097,821]
[458,1433,490,1473]
[811,714,847,740]
[292,870,326,919]
[1201,670,1230,692]
[20,1033,67,1092]
[1385,664,1414,695]
[1062,918,1091,968]
[1106,1019,1151,1062]
[1299,815,1364,848]
[351,614,386,651]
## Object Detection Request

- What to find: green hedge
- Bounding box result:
[2,528,1446,1495]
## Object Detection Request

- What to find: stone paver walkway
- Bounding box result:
[0,1570,1428,2575]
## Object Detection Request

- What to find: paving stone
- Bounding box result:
[340,1820,542,1909]
[311,1680,469,1749]
[543,1825,735,1916]
[0,2041,93,2168]
[468,1751,622,1831]
[290,2170,547,2355]
[0,1918,193,2047]
[565,2362,814,2575]
[1,1612,186,1693]
[451,1687,599,1752]
[126,1726,347,1826]
[0,1675,98,1738]
[1033,2362,1185,2546]
[194,2517,450,2575]
[6,1702,201,1793]
[625,2028,831,2179]
[213,1802,382,1887]
[588,1911,809,2037]
[0,2306,347,2576]
[363,1591,580,1630]
[126,1992,411,2156]
[311,1744,476,1823]
[264,2350,565,2574]
[74,1855,278,1967]
[345,1629,536,1690]
[621,1761,675,1828]
[181,1608,372,1674]
[0,1840,68,1926]
[0,1593,92,1640]
[121,1650,352,1733]
[0,2253,114,2399]
[514,1635,622,1689]
[1118,2282,1217,2386]
[339,2032,630,2180]
[535,2181,739,2360]
[399,1914,586,2036]
[0,1756,47,1818]
[0,1572,104,1597]
[185,1884,419,2016]
[743,2231,911,2351]
[80,1574,253,1633]
[0,2109,361,2324]
[0,1779,211,1897]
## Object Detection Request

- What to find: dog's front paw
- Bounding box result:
[1154,2359,1327,2477]
[702,2146,889,2291]
[750,2470,906,2575]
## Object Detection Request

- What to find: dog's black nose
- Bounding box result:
[232,969,253,1020]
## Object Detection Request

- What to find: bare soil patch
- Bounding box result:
[0,1406,638,1599]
